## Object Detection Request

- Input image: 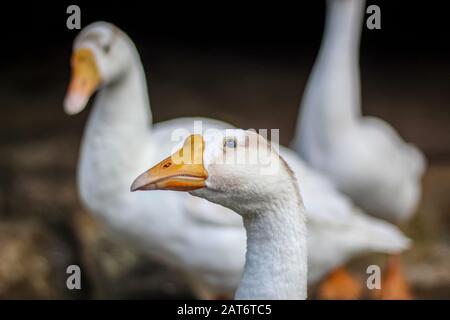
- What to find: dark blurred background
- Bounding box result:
[0,1,449,299]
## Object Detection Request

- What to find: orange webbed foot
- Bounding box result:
[373,254,413,300]
[317,266,363,300]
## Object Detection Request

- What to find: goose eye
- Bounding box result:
[102,44,111,53]
[224,137,237,149]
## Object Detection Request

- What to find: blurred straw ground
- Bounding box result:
[1,45,449,299]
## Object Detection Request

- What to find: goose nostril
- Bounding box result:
[163,162,171,168]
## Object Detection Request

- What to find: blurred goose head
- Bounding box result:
[64,22,137,115]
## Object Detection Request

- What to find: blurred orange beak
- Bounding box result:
[64,48,101,115]
[131,135,208,192]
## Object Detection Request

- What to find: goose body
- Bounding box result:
[280,146,410,282]
[67,22,410,298]
[66,22,245,296]
[292,0,426,223]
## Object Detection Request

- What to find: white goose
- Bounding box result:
[131,130,410,299]
[132,131,308,299]
[65,21,245,298]
[292,0,426,298]
[66,22,409,299]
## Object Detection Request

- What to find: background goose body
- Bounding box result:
[280,146,410,282]
[292,0,426,224]
[68,22,410,298]
[67,22,245,296]
[292,0,425,298]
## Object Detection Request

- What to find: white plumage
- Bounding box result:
[67,21,410,298]
[281,146,410,282]
[292,0,426,223]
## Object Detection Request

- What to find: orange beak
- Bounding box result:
[131,135,208,192]
[64,48,101,115]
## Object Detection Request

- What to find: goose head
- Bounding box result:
[64,22,135,115]
[131,129,294,215]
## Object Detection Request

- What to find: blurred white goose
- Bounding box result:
[65,21,244,298]
[292,0,426,298]
[65,21,409,299]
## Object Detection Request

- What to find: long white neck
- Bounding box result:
[293,0,365,153]
[78,48,153,207]
[91,50,151,138]
[236,196,307,300]
[320,0,365,63]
